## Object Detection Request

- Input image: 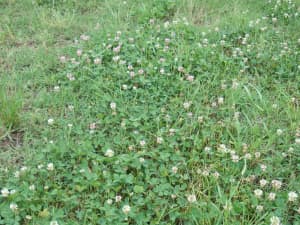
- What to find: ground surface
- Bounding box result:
[0,0,300,224]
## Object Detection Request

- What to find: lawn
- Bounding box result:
[0,0,299,224]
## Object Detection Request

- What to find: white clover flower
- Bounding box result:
[276,129,283,136]
[245,153,252,159]
[48,118,54,125]
[260,179,268,187]
[260,164,267,172]
[110,102,116,110]
[113,45,121,53]
[76,49,82,57]
[218,97,224,105]
[270,216,281,225]
[112,56,120,62]
[202,169,210,176]
[47,163,54,171]
[50,221,59,225]
[164,20,170,27]
[116,31,122,36]
[288,191,298,202]
[268,192,276,201]
[29,185,35,191]
[171,194,177,199]
[115,195,122,202]
[256,205,264,212]
[89,123,96,130]
[139,157,145,163]
[140,140,146,147]
[295,138,300,145]
[254,189,263,198]
[204,146,211,152]
[229,177,236,183]
[183,102,191,109]
[37,164,44,169]
[187,112,193,118]
[156,137,163,144]
[120,119,126,128]
[234,111,240,120]
[25,215,32,220]
[122,205,131,214]
[20,166,27,172]
[232,80,239,89]
[10,189,16,195]
[120,61,126,67]
[129,71,135,78]
[159,58,165,63]
[70,58,78,64]
[187,194,197,203]
[94,58,101,65]
[231,154,239,163]
[271,180,282,190]
[171,166,178,174]
[213,172,220,179]
[105,149,114,157]
[1,188,10,197]
[59,56,67,63]
[168,128,176,135]
[178,66,184,72]
[218,144,228,153]
[54,86,60,92]
[198,116,204,123]
[246,174,256,182]
[107,199,113,204]
[255,152,261,158]
[202,38,208,44]
[221,82,227,89]
[67,73,75,81]
[291,97,296,104]
[80,34,90,41]
[186,75,194,82]
[10,203,18,212]
[138,69,144,75]
[14,171,20,178]
[223,202,232,211]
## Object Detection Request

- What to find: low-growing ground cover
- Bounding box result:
[0,0,300,224]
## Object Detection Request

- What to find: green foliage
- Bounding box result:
[0,82,22,131]
[0,0,300,224]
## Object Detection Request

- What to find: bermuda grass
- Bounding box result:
[0,0,299,224]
